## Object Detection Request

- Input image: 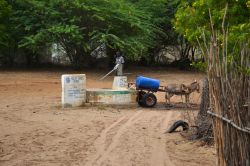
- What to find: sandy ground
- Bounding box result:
[0,68,215,166]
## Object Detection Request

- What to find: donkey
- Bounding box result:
[165,81,200,105]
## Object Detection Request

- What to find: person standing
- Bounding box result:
[115,51,125,76]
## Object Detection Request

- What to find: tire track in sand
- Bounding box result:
[85,115,126,166]
[86,110,143,166]
[150,111,175,166]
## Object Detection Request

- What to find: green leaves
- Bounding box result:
[0,0,168,67]
[0,0,12,45]
[174,0,250,74]
[174,0,250,45]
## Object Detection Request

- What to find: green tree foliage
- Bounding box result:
[165,0,199,67]
[126,0,169,61]
[1,0,169,67]
[174,0,250,44]
[0,0,11,45]
[174,0,250,72]
[0,1,20,65]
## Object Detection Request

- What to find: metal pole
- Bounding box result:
[99,64,119,80]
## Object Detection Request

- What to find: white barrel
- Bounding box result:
[61,74,86,107]
[112,76,128,90]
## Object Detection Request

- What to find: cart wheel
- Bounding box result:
[142,93,157,107]
[137,91,146,106]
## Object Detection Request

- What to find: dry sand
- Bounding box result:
[0,68,215,166]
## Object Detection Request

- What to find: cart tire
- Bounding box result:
[142,93,157,107]
[137,91,146,106]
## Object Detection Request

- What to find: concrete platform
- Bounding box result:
[86,88,136,104]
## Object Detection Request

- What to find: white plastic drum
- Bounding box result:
[61,74,86,107]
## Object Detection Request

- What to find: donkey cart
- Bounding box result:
[128,76,200,108]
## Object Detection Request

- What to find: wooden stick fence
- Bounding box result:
[197,3,250,165]
[207,110,250,134]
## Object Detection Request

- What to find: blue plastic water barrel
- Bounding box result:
[136,76,160,90]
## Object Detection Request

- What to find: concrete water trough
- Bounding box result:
[61,74,136,107]
[86,76,137,105]
[86,88,136,105]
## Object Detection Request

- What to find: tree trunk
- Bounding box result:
[196,77,213,143]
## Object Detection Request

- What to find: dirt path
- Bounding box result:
[85,110,177,166]
[0,69,215,166]
[86,111,143,166]
[86,110,171,166]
